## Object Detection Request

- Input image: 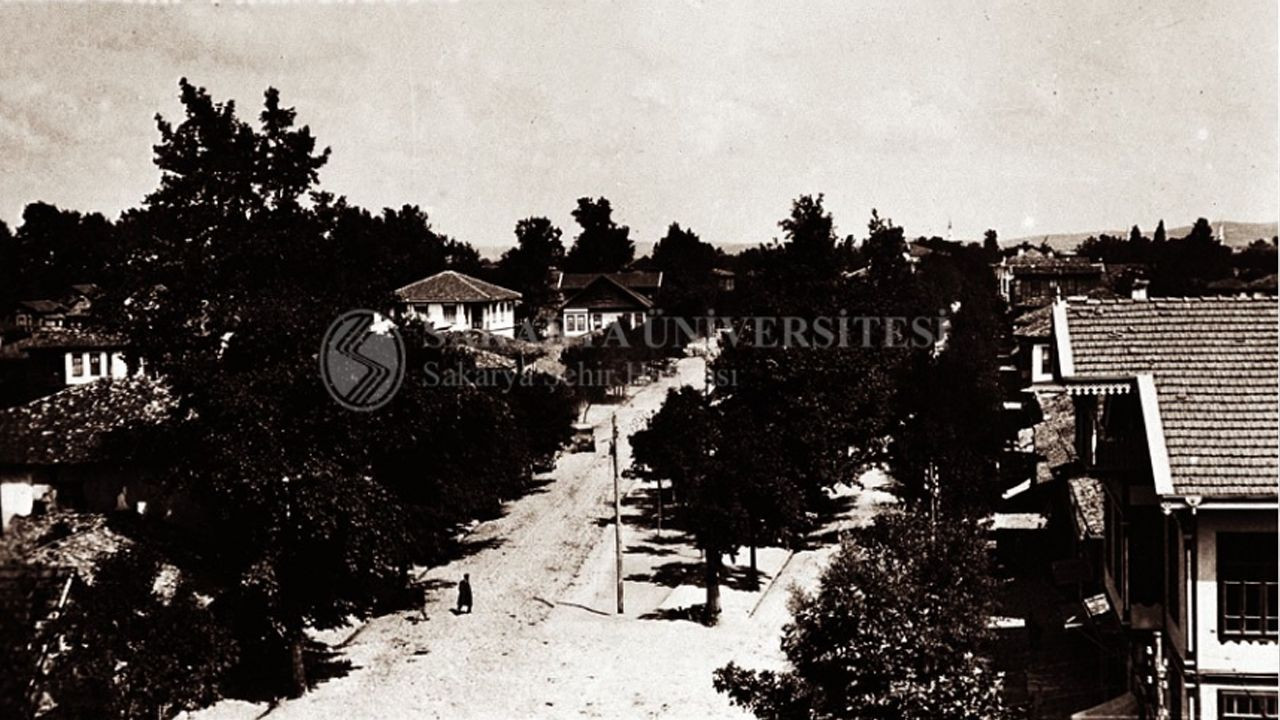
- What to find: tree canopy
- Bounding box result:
[564,196,635,272]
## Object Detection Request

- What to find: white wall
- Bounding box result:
[1193,509,1278,674]
[63,350,129,385]
[0,477,34,531]
[409,301,516,337]
[1031,343,1054,383]
[561,308,644,337]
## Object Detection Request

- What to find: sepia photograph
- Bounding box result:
[0,1,1276,718]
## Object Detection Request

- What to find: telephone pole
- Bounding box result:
[611,414,624,614]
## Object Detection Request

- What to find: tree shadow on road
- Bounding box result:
[638,604,710,623]
[793,492,859,550]
[626,560,761,592]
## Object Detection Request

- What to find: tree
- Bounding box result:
[714,512,1011,720]
[1153,219,1167,244]
[564,197,634,272]
[498,216,564,326]
[0,219,14,310]
[45,548,238,719]
[631,387,741,621]
[982,228,999,259]
[1149,217,1232,296]
[888,244,1005,515]
[863,209,916,317]
[1077,226,1149,264]
[633,339,896,620]
[1234,238,1279,280]
[105,79,415,697]
[4,203,118,304]
[780,194,838,272]
[650,222,721,317]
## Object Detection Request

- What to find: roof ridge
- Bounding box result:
[450,270,491,299]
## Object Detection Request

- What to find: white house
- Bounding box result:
[554,271,662,338]
[396,271,521,338]
[1053,296,1278,720]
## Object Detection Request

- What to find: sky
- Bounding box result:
[0,0,1275,250]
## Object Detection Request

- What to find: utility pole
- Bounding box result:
[611,414,624,614]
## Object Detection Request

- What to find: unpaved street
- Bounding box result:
[196,356,896,720]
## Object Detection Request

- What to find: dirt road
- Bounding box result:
[195,356,896,719]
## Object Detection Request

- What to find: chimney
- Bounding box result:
[1131,279,1150,300]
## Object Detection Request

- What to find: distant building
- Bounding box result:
[710,268,736,293]
[994,249,1105,307]
[1052,296,1278,719]
[9,284,103,333]
[396,270,521,338]
[0,377,174,532]
[1011,303,1056,386]
[1,330,133,396]
[1,286,134,406]
[553,271,663,337]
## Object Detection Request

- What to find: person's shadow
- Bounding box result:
[449,608,463,616]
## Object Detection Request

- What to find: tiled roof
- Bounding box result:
[1067,476,1105,540]
[16,299,65,314]
[1034,391,1076,484]
[1060,297,1278,498]
[555,271,663,292]
[1010,260,1103,277]
[562,275,655,311]
[0,377,173,466]
[396,271,520,303]
[1013,305,1054,338]
[8,329,126,351]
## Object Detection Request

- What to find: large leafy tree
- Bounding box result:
[498,216,564,325]
[714,512,1011,720]
[1150,217,1232,295]
[630,386,742,621]
[564,196,635,272]
[2,203,119,305]
[650,222,722,317]
[45,548,239,719]
[889,244,1005,515]
[106,79,415,696]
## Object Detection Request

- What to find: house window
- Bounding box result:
[1218,532,1278,639]
[71,354,84,377]
[442,304,456,323]
[1219,691,1277,719]
[591,313,602,330]
[89,352,102,376]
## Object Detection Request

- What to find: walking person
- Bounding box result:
[456,573,473,614]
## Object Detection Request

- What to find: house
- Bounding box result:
[554,271,663,337]
[0,377,174,532]
[12,300,68,332]
[995,250,1105,307]
[0,330,134,407]
[1052,296,1278,719]
[1011,303,1057,386]
[710,268,736,293]
[9,284,104,333]
[396,270,521,338]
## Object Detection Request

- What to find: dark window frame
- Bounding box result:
[1217,532,1279,641]
[1218,689,1278,719]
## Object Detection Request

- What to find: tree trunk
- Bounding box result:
[288,635,307,698]
[656,476,663,536]
[703,550,722,625]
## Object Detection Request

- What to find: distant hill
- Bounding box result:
[1006,220,1277,253]
[476,239,764,261]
